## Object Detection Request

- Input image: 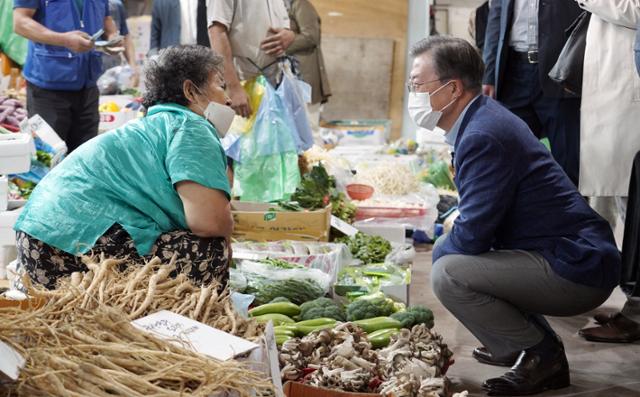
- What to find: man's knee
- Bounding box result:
[431,254,465,301]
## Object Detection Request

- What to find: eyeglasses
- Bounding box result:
[406,77,448,92]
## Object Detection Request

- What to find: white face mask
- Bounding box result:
[193,84,235,138]
[407,81,456,131]
[203,101,235,138]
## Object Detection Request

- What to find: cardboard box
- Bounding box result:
[232,201,331,242]
[321,119,390,147]
[99,95,138,132]
[284,381,379,397]
[0,296,46,310]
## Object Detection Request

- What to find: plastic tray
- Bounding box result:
[355,206,427,220]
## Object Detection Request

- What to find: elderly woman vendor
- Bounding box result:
[14,45,237,289]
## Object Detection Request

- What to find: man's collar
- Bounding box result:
[445,95,481,147]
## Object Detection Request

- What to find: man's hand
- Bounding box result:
[62,30,94,53]
[482,84,496,99]
[260,27,295,57]
[229,84,251,118]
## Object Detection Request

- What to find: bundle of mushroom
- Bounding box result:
[279,323,454,396]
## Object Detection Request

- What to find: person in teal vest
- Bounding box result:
[14,45,237,290]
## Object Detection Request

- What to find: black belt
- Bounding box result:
[509,48,539,64]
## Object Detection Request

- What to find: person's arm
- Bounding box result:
[13,7,94,52]
[576,0,640,29]
[481,0,502,98]
[176,181,234,238]
[124,35,139,87]
[432,132,517,263]
[282,0,319,54]
[209,22,251,117]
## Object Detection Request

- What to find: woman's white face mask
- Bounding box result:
[194,86,235,138]
[407,81,457,131]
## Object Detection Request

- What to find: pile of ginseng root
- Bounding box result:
[0,254,272,397]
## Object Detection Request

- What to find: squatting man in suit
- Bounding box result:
[407,36,620,396]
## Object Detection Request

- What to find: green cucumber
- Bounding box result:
[252,313,295,325]
[352,317,401,333]
[296,322,336,336]
[274,329,295,337]
[294,318,337,327]
[249,302,301,317]
[274,324,299,333]
[368,328,400,349]
[276,334,292,346]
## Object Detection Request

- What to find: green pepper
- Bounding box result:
[249,302,301,317]
[252,313,295,325]
[368,328,400,349]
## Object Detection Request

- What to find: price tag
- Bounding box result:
[331,215,359,236]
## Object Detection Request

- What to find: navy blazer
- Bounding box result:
[482,0,582,98]
[150,0,181,54]
[433,96,621,290]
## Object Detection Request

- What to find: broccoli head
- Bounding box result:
[390,310,418,328]
[346,298,395,321]
[407,306,434,329]
[299,297,346,321]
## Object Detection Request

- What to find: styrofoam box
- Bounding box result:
[0,207,23,246]
[99,95,137,133]
[0,133,34,175]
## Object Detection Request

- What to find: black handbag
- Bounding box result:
[548,11,591,96]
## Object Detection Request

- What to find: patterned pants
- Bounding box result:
[16,224,229,290]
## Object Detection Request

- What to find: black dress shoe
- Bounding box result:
[481,348,570,396]
[472,347,520,367]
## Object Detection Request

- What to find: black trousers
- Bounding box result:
[26,82,99,153]
[498,52,581,187]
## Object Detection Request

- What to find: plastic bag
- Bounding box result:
[231,76,301,202]
[97,65,134,95]
[422,160,455,191]
[276,66,314,152]
[232,259,331,305]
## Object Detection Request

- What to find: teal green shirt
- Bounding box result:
[15,104,230,256]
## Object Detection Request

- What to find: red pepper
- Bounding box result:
[441,358,455,376]
[0,123,19,132]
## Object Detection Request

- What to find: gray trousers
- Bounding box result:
[431,247,613,358]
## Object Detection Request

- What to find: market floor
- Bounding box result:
[410,248,640,397]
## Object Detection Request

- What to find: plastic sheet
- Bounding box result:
[232,240,352,282]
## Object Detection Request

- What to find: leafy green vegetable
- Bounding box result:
[246,278,325,306]
[290,164,357,223]
[346,298,395,321]
[299,297,346,321]
[337,232,392,264]
[291,164,333,210]
[36,150,52,168]
[260,258,303,269]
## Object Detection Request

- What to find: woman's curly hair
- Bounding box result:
[142,45,224,109]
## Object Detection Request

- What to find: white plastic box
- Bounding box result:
[0,133,34,175]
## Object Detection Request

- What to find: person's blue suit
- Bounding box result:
[482,0,582,97]
[481,0,582,186]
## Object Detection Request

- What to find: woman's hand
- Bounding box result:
[176,181,233,238]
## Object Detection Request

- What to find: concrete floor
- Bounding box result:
[410,248,640,397]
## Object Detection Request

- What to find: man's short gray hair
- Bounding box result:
[410,36,484,93]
